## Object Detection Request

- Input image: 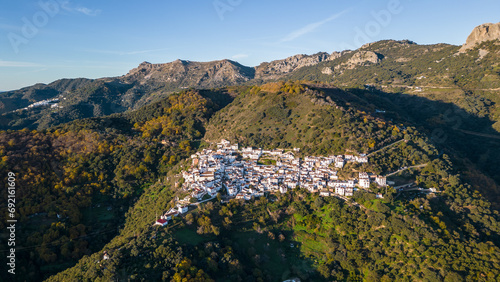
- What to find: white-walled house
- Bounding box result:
[320,191,331,197]
[376,176,387,187]
[344,187,354,197]
[335,187,345,196]
[177,205,189,214]
[359,178,370,189]
[279,186,288,194]
[335,158,345,168]
[155,218,168,226]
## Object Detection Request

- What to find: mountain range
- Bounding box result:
[1,23,499,132]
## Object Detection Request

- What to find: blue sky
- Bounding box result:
[0,0,499,91]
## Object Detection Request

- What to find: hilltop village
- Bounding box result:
[155,140,386,226]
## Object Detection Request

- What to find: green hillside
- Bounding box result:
[39,83,500,281]
[0,89,233,280]
[287,40,500,131]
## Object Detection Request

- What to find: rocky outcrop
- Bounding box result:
[333,51,382,71]
[477,49,490,61]
[459,22,500,52]
[321,67,334,75]
[124,59,255,88]
[126,51,347,86]
[347,51,381,65]
[254,52,339,79]
[329,52,342,61]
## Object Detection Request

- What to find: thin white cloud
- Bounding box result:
[0,60,43,67]
[280,9,350,42]
[74,7,101,16]
[82,48,170,56]
[231,54,249,59]
[60,1,101,17]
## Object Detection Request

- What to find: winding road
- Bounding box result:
[367,139,405,157]
[385,163,428,177]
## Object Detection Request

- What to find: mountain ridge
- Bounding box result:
[2,22,500,132]
[0,40,441,119]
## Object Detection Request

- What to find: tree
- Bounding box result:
[444,271,464,282]
[267,231,275,240]
[185,213,194,225]
[314,197,325,209]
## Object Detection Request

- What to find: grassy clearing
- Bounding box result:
[257,158,277,165]
[173,227,209,246]
[226,217,317,281]
[293,230,328,260]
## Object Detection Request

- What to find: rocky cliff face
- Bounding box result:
[254,52,340,79]
[348,51,381,65]
[332,50,382,71]
[125,52,346,85]
[459,22,500,52]
[124,59,255,88]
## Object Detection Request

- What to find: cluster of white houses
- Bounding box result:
[185,140,385,200]
[15,98,61,112]
[155,140,387,226]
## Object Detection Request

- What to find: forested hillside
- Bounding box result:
[0,89,233,280]
[288,40,500,132]
[205,81,403,155]
[39,82,500,281]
